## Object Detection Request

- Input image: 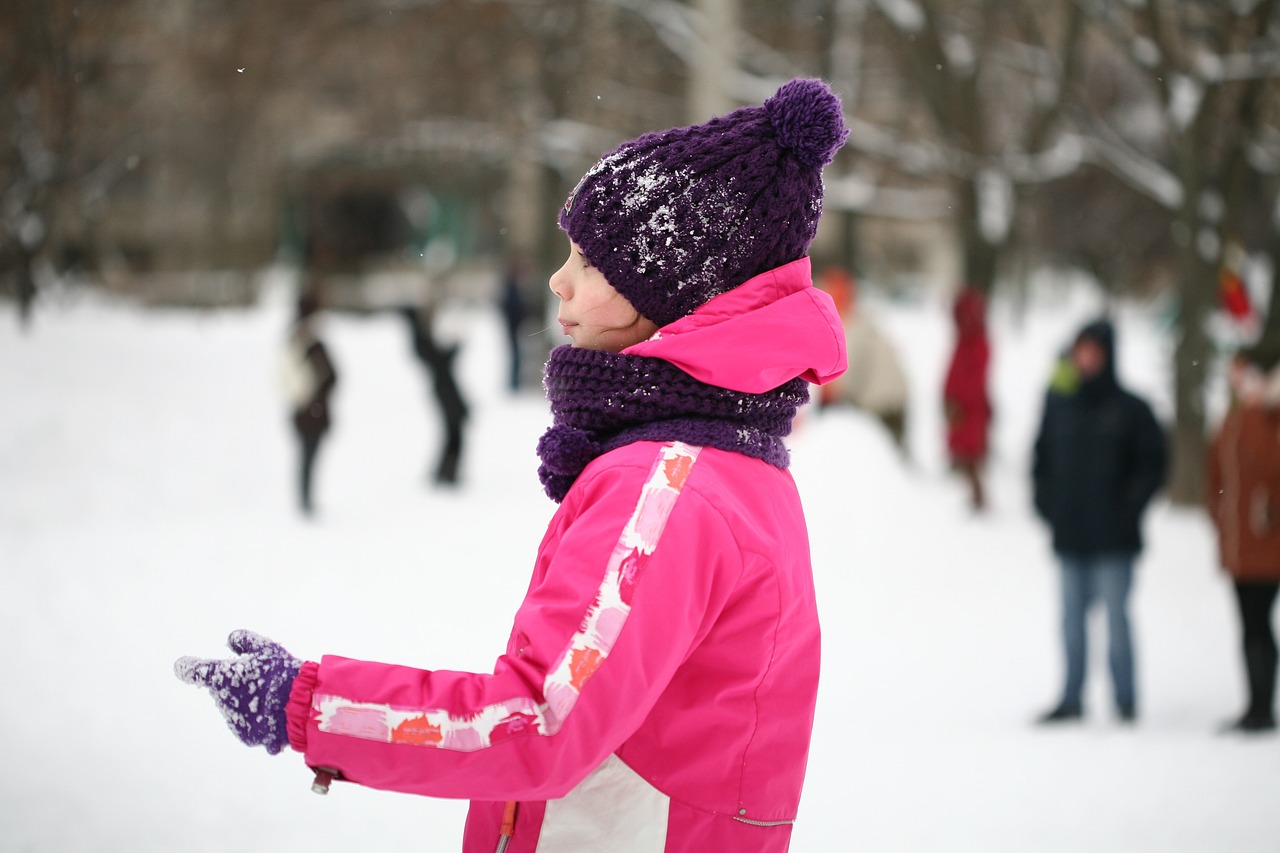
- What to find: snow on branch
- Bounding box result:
[597,0,699,63]
[874,0,925,33]
[1000,133,1086,183]
[1083,131,1183,209]
[840,114,952,175]
[824,173,953,220]
[1203,49,1280,82]
[1167,74,1204,131]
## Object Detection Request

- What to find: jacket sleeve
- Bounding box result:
[1031,395,1054,521]
[1204,422,1224,527]
[285,444,737,802]
[1125,398,1167,517]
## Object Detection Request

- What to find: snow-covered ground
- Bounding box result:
[2,273,1275,852]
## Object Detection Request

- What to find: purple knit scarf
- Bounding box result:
[537,344,809,502]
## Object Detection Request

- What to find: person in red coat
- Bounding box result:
[1206,344,1280,733]
[943,286,992,511]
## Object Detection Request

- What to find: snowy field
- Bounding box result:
[2,271,1276,852]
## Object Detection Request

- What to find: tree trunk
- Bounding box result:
[689,0,738,121]
[1260,227,1280,349]
[1168,242,1215,505]
[962,232,1000,295]
[956,178,1001,294]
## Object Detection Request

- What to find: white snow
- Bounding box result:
[976,168,1013,245]
[1,272,1275,852]
[1167,74,1205,132]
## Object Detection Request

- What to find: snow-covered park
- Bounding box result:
[2,270,1275,852]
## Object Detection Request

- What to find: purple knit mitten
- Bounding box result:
[175,629,301,755]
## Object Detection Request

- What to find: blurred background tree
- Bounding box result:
[2,0,1278,504]
[1071,0,1280,503]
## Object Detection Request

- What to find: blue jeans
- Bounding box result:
[1057,553,1136,713]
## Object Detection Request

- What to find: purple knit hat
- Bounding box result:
[559,78,848,328]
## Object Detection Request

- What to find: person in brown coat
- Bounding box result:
[1205,344,1280,733]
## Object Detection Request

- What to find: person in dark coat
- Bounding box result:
[500,259,531,392]
[401,305,470,486]
[1032,318,1166,724]
[1205,345,1280,733]
[282,292,338,516]
[943,286,991,511]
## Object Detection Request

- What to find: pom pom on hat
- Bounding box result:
[560,78,848,328]
[765,78,849,168]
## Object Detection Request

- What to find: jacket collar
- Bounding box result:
[622,257,847,394]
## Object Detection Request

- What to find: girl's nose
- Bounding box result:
[548,263,570,299]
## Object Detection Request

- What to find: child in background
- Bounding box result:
[943,286,991,511]
[176,78,848,853]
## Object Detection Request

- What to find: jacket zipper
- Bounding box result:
[494,801,518,853]
[733,816,796,827]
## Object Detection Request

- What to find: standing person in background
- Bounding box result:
[943,286,991,511]
[401,305,470,486]
[821,268,910,458]
[280,291,338,516]
[175,78,848,853]
[500,258,531,392]
[1032,318,1166,725]
[1205,345,1280,733]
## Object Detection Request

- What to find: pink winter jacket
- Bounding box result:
[285,257,846,853]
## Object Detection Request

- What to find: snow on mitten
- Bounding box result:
[175,629,301,755]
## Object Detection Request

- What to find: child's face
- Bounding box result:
[1228,357,1265,406]
[549,241,658,352]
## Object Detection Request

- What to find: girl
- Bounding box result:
[176,77,848,853]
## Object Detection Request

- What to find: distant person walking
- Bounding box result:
[500,259,532,392]
[1032,318,1166,724]
[281,292,338,516]
[821,268,910,456]
[943,286,991,510]
[401,305,470,486]
[1206,345,1280,733]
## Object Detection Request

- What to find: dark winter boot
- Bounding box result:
[1225,712,1276,733]
[1242,635,1277,730]
[1035,703,1083,725]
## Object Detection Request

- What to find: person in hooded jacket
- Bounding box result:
[1032,318,1166,724]
[1205,344,1280,733]
[175,78,849,853]
[943,286,991,511]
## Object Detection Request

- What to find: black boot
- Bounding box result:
[1035,703,1083,725]
[1234,636,1278,733]
[1222,711,1276,733]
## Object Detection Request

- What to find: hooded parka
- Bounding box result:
[1032,319,1167,557]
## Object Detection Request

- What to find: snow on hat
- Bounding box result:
[559,78,849,328]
